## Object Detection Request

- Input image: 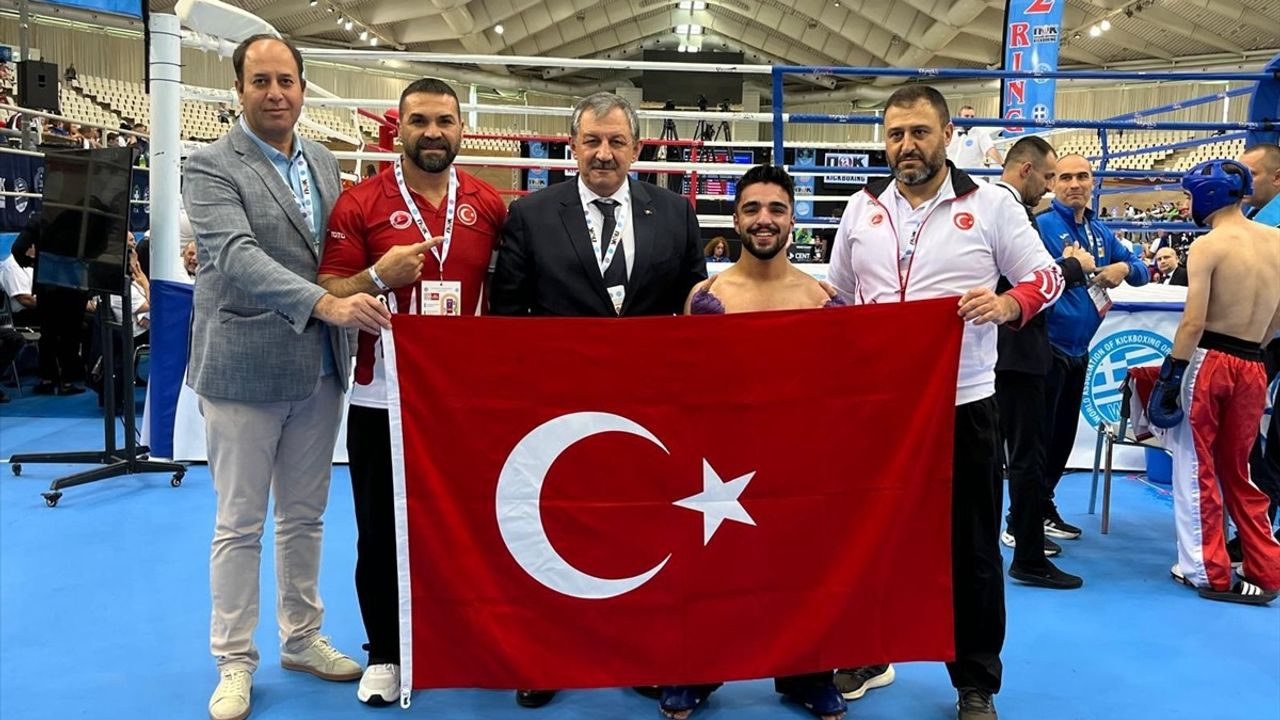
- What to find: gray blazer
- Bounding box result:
[182,124,350,402]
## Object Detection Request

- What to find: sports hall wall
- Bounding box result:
[2,14,1252,146]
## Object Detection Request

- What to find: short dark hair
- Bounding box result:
[399,77,461,117]
[1004,136,1056,168]
[734,164,795,208]
[884,85,950,126]
[232,35,305,85]
[1243,142,1280,171]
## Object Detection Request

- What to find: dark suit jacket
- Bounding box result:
[490,179,707,317]
[1162,266,1188,286]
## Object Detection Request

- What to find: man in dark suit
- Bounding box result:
[491,92,705,319]
[490,92,707,709]
[1154,246,1188,286]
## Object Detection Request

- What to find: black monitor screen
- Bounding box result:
[35,147,136,294]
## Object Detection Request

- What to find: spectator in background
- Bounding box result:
[705,237,731,263]
[63,64,77,82]
[0,228,37,327]
[362,164,377,180]
[1153,247,1187,286]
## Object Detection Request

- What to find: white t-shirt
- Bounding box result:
[946,128,995,170]
[0,253,34,312]
[109,281,148,337]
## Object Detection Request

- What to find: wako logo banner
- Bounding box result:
[1001,0,1064,135]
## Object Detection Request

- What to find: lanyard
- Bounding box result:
[584,198,627,277]
[293,155,317,248]
[1078,219,1102,262]
[394,157,457,279]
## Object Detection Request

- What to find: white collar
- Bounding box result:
[578,176,630,208]
[888,170,954,212]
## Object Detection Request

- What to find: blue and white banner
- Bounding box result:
[1000,0,1064,135]
[525,141,549,192]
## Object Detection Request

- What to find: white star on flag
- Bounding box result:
[673,460,757,545]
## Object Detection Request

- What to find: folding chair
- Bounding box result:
[1089,365,1168,534]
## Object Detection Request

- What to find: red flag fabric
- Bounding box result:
[384,298,964,693]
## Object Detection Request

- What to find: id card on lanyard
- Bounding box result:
[584,201,627,278]
[1080,222,1112,316]
[294,155,318,251]
[394,157,463,316]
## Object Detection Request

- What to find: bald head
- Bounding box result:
[1240,143,1280,208]
[1155,246,1178,273]
[1054,154,1094,211]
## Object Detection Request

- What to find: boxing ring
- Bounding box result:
[7,5,1272,467]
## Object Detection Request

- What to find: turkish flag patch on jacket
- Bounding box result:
[383,299,963,693]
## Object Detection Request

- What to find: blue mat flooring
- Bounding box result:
[2,402,1278,719]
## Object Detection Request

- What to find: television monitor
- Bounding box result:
[34,146,137,295]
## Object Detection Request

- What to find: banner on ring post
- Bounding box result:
[1000,0,1065,135]
[383,301,962,694]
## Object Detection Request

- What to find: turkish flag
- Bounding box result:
[384,298,963,691]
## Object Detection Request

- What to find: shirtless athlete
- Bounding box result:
[1149,158,1280,605]
[660,165,845,720]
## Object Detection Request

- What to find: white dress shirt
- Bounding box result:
[577,177,634,280]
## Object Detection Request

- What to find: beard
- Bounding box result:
[739,223,788,261]
[890,144,946,186]
[406,138,458,173]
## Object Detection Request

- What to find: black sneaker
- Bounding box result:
[1043,507,1082,540]
[1009,559,1084,589]
[999,530,1061,557]
[834,664,894,700]
[957,687,998,720]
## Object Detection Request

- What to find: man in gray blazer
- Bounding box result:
[182,35,389,720]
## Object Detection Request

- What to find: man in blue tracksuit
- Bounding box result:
[1036,155,1150,542]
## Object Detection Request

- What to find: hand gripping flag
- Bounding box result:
[383,298,964,703]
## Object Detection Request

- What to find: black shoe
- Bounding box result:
[1009,559,1084,589]
[834,664,894,700]
[1000,530,1061,557]
[632,686,662,700]
[32,381,58,395]
[957,687,998,720]
[1043,506,1082,540]
[0,389,9,403]
[515,690,556,708]
[56,383,85,396]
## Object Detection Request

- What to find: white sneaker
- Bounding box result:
[1000,531,1016,549]
[209,668,252,720]
[280,636,362,681]
[357,663,401,705]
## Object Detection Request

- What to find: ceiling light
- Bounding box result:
[833,0,839,6]
[1089,24,1101,37]
[344,19,353,30]
[1100,19,1112,31]
[324,3,333,10]
[494,23,504,34]
[359,29,368,40]
[370,36,378,46]
[690,24,703,34]
[308,0,317,6]
[336,15,344,25]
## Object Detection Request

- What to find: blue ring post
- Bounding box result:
[1247,50,1280,147]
